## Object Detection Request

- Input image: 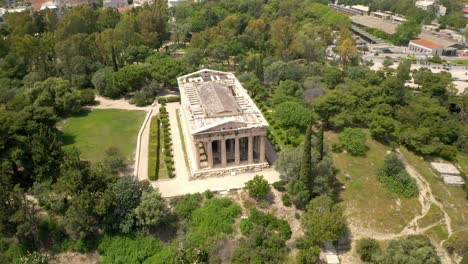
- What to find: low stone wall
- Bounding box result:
[191,163,269,180]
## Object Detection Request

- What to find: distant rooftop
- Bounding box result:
[410,39,444,49]
[178,69,268,136]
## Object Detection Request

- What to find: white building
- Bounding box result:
[415,0,446,16]
[40,1,58,10]
[350,5,369,15]
[103,0,128,8]
[416,0,435,10]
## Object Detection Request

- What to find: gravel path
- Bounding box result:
[85,96,154,111]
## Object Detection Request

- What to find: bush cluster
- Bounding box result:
[377,154,418,198]
[282,194,292,207]
[159,105,175,178]
[338,128,368,156]
[254,97,282,151]
[241,208,292,240]
[356,238,381,262]
[157,96,181,104]
[272,180,286,191]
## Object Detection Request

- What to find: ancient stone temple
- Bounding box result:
[178,69,269,178]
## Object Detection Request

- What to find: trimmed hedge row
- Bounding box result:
[154,118,161,180]
[157,96,181,104]
[159,104,175,178]
[253,97,282,151]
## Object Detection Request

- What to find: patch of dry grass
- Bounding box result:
[326,131,421,234]
[417,204,444,228]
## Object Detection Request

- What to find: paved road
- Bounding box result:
[151,103,281,197]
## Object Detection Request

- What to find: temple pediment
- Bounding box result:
[193,119,247,135]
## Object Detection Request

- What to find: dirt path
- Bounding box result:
[84,96,153,111]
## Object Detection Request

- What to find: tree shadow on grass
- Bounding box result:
[72,109,92,118]
[62,132,76,146]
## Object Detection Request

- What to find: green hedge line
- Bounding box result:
[253,97,282,151]
[154,118,161,180]
[157,96,181,104]
[160,105,175,178]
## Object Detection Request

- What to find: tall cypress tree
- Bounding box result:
[317,124,324,161]
[298,121,313,204]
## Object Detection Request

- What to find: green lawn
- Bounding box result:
[60,109,146,162]
[148,115,168,181]
[451,59,468,65]
[326,130,421,234]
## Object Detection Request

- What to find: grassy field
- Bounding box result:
[148,115,168,180]
[417,204,444,228]
[60,109,146,162]
[455,151,468,175]
[451,59,468,65]
[326,131,421,234]
[400,148,468,232]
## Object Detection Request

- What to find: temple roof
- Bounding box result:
[178,69,268,136]
[198,82,241,117]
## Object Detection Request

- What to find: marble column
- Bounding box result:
[216,139,221,153]
[248,135,254,164]
[235,137,240,165]
[221,139,227,166]
[206,141,213,168]
[194,142,200,169]
[259,136,266,163]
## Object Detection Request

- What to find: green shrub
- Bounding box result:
[171,193,203,220]
[0,239,26,263]
[158,96,180,104]
[338,128,368,156]
[98,235,165,264]
[331,142,343,153]
[356,238,381,262]
[272,180,286,191]
[166,96,181,103]
[132,90,151,106]
[248,208,291,240]
[282,194,292,207]
[296,246,320,264]
[80,89,95,105]
[239,219,254,235]
[186,198,241,248]
[203,190,214,199]
[294,212,300,219]
[377,154,418,198]
[245,175,270,199]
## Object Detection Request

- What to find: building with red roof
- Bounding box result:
[409,39,444,55]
